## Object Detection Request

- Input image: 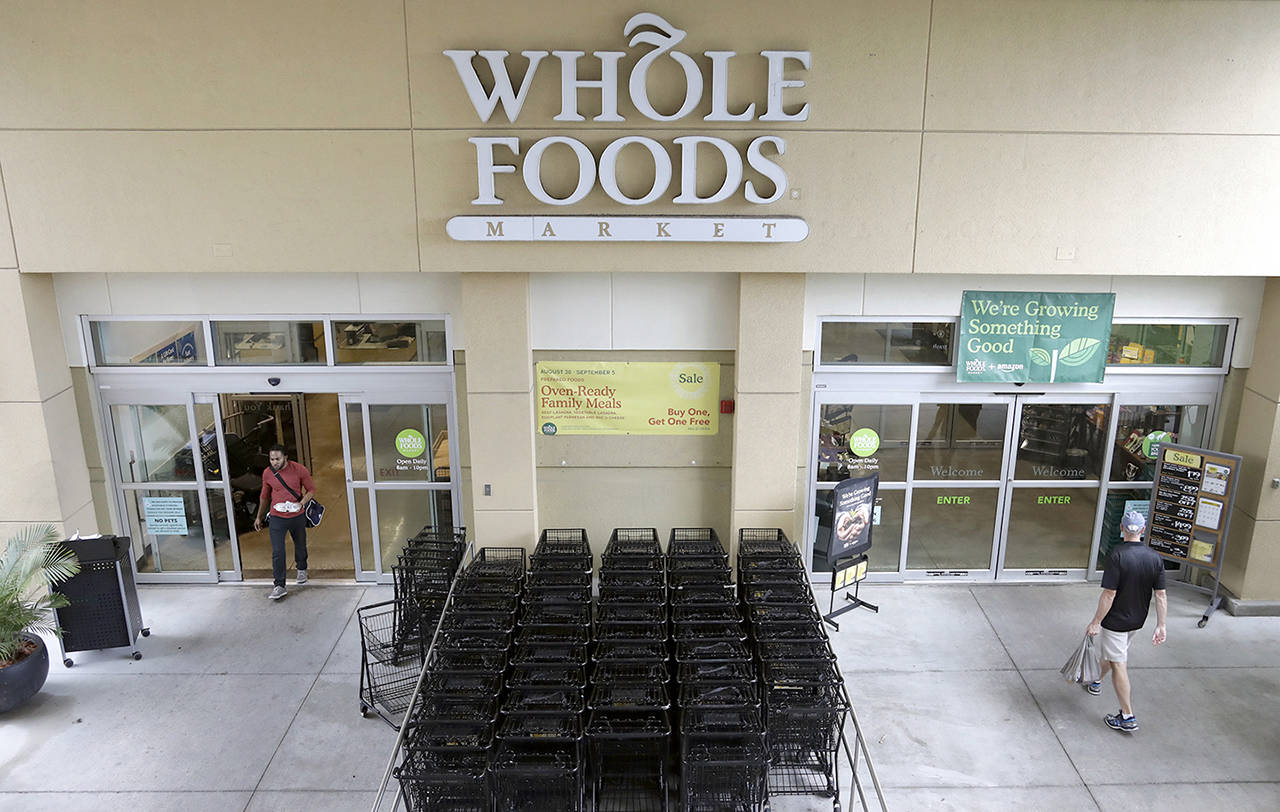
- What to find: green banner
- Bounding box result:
[958,291,1115,383]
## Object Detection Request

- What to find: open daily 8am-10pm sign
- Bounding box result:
[537,361,718,435]
[958,291,1116,383]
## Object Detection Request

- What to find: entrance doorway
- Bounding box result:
[219,393,354,581]
[98,373,459,584]
[808,377,1219,582]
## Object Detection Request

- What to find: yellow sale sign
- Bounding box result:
[536,361,720,436]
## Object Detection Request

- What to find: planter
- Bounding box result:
[0,634,50,714]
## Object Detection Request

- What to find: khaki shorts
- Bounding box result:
[1099,628,1139,663]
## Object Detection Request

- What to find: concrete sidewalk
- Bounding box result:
[1,580,1277,811]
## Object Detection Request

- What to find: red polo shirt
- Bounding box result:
[260,460,315,518]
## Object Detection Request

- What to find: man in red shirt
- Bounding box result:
[253,444,315,600]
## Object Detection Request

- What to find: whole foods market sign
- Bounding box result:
[444,11,808,243]
[958,291,1115,383]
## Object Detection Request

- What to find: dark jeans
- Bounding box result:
[268,514,308,587]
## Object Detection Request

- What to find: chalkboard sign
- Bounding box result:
[1145,442,1240,569]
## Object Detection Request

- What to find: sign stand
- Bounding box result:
[1142,442,1241,628]
[824,553,878,631]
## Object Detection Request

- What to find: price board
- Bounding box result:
[1145,442,1240,569]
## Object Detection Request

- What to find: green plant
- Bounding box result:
[0,524,80,665]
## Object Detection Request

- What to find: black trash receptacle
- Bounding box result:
[52,535,148,666]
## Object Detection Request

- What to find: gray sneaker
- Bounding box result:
[296,569,308,585]
[268,585,288,600]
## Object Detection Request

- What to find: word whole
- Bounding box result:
[445,12,810,209]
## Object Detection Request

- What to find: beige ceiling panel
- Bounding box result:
[915,133,1280,276]
[408,0,930,131]
[414,129,920,274]
[0,0,409,128]
[0,131,419,273]
[927,0,1280,133]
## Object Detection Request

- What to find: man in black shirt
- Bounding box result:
[1085,510,1167,732]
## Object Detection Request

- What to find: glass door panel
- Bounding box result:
[107,397,217,581]
[817,404,912,482]
[1002,487,1100,569]
[999,397,1112,577]
[1013,402,1111,480]
[915,402,1008,481]
[376,490,455,572]
[124,489,212,575]
[111,404,197,483]
[907,487,1001,570]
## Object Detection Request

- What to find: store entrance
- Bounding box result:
[219,393,353,581]
[98,372,459,585]
[809,378,1219,582]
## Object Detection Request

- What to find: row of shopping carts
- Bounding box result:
[739,528,851,809]
[669,528,770,812]
[591,528,671,811]
[357,526,467,728]
[370,526,858,811]
[395,545,525,810]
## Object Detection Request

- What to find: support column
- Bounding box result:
[0,271,95,539]
[1224,278,1280,605]
[731,274,807,559]
[459,273,539,550]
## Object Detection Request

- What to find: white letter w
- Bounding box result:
[443,50,548,123]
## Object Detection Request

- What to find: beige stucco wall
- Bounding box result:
[0,1,1277,275]
[0,272,95,539]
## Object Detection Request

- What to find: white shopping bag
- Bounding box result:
[1060,634,1102,684]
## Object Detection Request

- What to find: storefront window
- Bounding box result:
[819,321,953,366]
[212,320,326,365]
[915,403,1006,480]
[817,404,911,481]
[1014,403,1110,480]
[1110,404,1208,482]
[90,320,206,366]
[333,320,447,364]
[1107,323,1228,368]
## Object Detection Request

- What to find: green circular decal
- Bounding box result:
[395,429,426,458]
[1142,430,1172,459]
[849,428,880,458]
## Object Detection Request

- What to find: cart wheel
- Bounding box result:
[132,651,143,661]
[141,628,151,637]
[63,658,74,668]
[1198,618,1208,628]
[360,703,370,717]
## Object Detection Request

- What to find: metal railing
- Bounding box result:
[370,541,476,812]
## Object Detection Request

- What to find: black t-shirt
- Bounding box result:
[1100,542,1167,632]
